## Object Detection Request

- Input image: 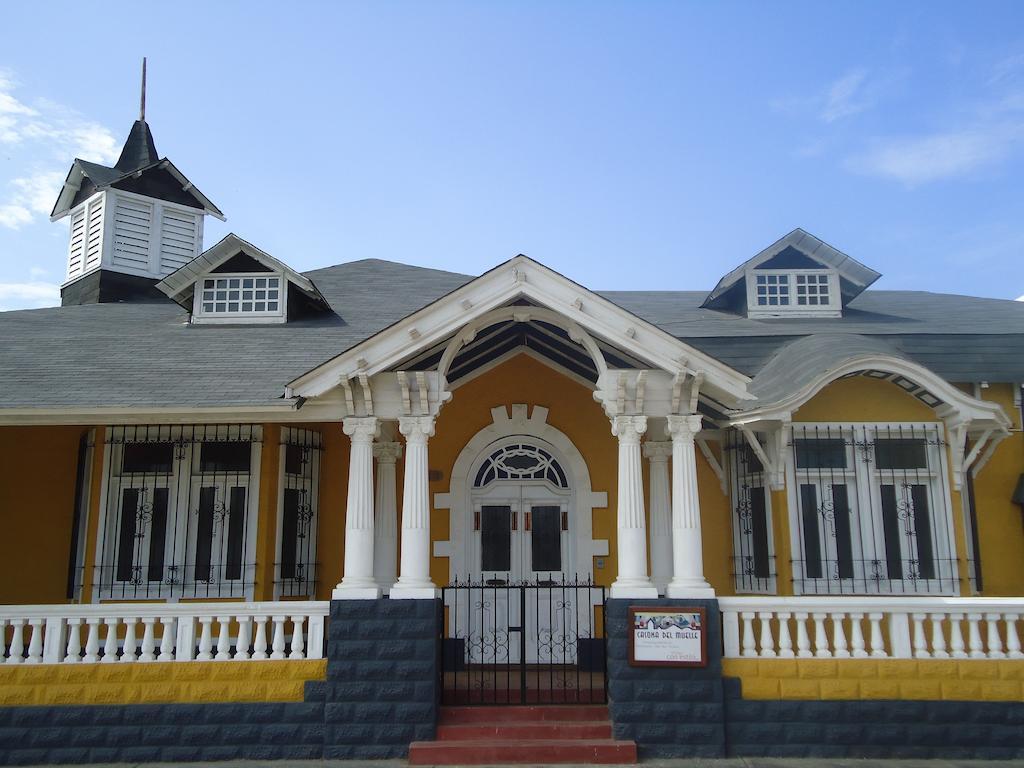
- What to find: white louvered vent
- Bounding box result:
[111,196,152,270]
[66,208,87,280]
[159,208,199,274]
[83,195,105,272]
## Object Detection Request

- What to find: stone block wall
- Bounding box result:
[605,598,727,758]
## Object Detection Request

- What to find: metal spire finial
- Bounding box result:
[139,57,147,122]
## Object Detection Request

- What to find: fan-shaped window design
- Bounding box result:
[473,443,568,489]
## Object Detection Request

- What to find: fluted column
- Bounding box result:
[373,441,402,594]
[666,414,715,598]
[391,416,438,599]
[610,415,658,598]
[333,416,381,599]
[643,441,673,595]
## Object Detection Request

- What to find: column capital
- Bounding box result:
[642,441,672,461]
[611,414,647,444]
[343,416,380,443]
[666,413,703,440]
[373,441,403,463]
[399,415,436,443]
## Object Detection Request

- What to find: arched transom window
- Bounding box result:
[473,443,569,489]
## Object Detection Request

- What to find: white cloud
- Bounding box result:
[847,124,1022,185]
[0,69,119,230]
[821,69,870,123]
[1018,294,1024,301]
[0,204,32,229]
[0,281,60,311]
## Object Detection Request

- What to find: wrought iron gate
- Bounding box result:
[439,578,607,705]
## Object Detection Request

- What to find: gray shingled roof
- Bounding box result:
[0,258,1021,412]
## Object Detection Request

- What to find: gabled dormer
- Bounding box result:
[51,61,224,306]
[156,234,330,324]
[701,228,881,318]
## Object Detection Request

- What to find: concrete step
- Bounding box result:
[407,738,638,765]
[438,704,609,724]
[437,720,613,741]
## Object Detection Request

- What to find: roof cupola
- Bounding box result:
[52,59,225,306]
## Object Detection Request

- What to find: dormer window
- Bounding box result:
[197,274,284,320]
[747,268,841,317]
[156,233,330,325]
[701,229,881,319]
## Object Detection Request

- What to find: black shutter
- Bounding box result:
[800,484,823,579]
[749,487,770,579]
[225,487,246,580]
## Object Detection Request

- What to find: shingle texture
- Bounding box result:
[1,258,1021,412]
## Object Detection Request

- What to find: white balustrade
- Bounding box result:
[720,597,1024,661]
[0,602,328,665]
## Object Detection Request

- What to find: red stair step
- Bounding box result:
[437,720,613,741]
[408,738,637,765]
[439,704,609,724]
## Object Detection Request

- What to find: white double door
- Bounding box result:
[466,482,576,664]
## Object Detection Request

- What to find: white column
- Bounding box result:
[373,441,402,594]
[610,415,658,598]
[643,441,673,595]
[391,416,438,599]
[333,416,381,599]
[666,414,715,598]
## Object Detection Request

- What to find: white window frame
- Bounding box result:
[274,427,322,598]
[95,425,262,602]
[746,268,842,318]
[786,422,957,596]
[191,272,287,324]
[728,437,777,595]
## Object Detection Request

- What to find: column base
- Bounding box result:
[610,579,660,599]
[666,580,716,599]
[332,584,382,600]
[388,586,439,600]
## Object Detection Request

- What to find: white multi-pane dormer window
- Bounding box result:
[193,273,286,323]
[746,268,841,318]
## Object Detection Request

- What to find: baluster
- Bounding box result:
[868,613,886,657]
[795,612,812,658]
[196,616,214,661]
[102,618,119,663]
[929,614,948,659]
[849,613,867,658]
[215,616,233,661]
[757,613,776,658]
[6,620,24,665]
[26,619,44,664]
[234,616,251,661]
[1005,614,1023,659]
[777,612,794,658]
[289,616,306,660]
[967,613,985,659]
[270,615,287,660]
[251,616,268,660]
[120,618,138,663]
[64,618,83,663]
[985,613,1006,659]
[139,618,157,662]
[912,613,929,658]
[812,613,830,658]
[158,617,176,662]
[831,614,849,658]
[83,618,101,663]
[949,613,967,659]
[740,612,756,657]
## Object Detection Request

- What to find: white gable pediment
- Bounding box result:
[286,255,752,407]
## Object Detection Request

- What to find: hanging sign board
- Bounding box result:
[628,606,707,667]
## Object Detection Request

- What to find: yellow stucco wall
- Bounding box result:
[0,426,89,604]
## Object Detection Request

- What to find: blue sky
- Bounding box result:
[1,1,1023,311]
